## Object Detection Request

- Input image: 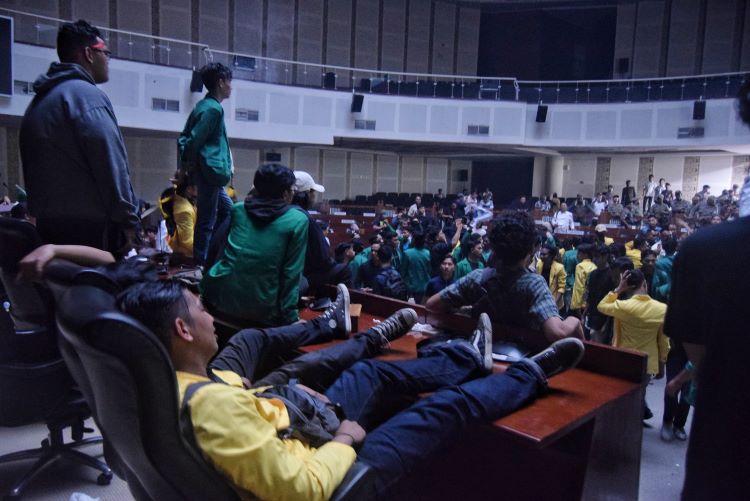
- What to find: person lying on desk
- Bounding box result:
[426,210,584,344]
[116,278,584,501]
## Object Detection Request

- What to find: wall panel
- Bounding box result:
[233,0,264,56]
[405,0,431,75]
[456,7,480,76]
[116,0,153,62]
[295,0,324,85]
[159,0,191,67]
[425,157,448,194]
[631,1,664,78]
[381,0,407,72]
[701,0,737,74]
[376,155,400,193]
[266,0,295,83]
[293,147,321,181]
[431,2,455,75]
[354,0,380,70]
[400,156,424,193]
[322,150,348,200]
[612,3,636,77]
[665,0,701,76]
[349,152,374,198]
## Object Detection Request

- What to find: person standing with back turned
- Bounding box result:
[178,63,234,267]
[20,20,140,258]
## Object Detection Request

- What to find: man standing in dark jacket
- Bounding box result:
[20,20,139,257]
[292,171,351,293]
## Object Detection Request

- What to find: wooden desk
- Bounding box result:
[302,289,646,500]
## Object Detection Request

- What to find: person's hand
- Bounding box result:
[614,271,633,294]
[17,244,57,282]
[295,383,331,404]
[333,420,366,447]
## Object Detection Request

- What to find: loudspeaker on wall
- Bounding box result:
[351,94,364,113]
[693,101,706,120]
[536,105,548,123]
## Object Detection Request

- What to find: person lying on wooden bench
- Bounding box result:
[117,278,585,500]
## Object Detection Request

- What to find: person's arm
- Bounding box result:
[655,325,669,379]
[190,387,356,501]
[570,264,585,310]
[179,106,222,167]
[76,105,139,229]
[682,342,705,371]
[18,244,115,281]
[542,316,584,342]
[425,270,485,323]
[172,204,196,256]
[279,215,309,324]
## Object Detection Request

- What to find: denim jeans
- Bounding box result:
[325,346,545,496]
[194,170,232,266]
[663,341,691,428]
[209,319,384,391]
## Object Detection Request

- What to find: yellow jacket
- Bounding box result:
[177,371,356,501]
[168,194,197,257]
[536,260,566,309]
[597,292,669,375]
[625,248,642,269]
[604,236,614,246]
[571,259,596,310]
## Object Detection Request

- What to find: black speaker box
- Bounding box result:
[536,105,548,123]
[693,101,706,120]
[323,72,336,89]
[351,94,364,113]
[189,70,203,92]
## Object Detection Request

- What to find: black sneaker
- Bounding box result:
[471,313,493,374]
[530,338,585,378]
[317,284,351,338]
[370,308,418,349]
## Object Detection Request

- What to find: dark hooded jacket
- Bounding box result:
[19,63,139,239]
[201,198,308,326]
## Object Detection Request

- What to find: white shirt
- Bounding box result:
[592,200,608,216]
[552,210,575,231]
[407,203,419,217]
[645,181,658,197]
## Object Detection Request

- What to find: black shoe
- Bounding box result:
[318,284,351,338]
[643,406,654,421]
[370,308,418,349]
[530,338,585,378]
[471,313,493,374]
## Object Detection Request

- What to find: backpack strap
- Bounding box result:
[179,381,218,458]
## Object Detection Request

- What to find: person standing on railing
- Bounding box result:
[178,63,234,267]
[20,20,140,258]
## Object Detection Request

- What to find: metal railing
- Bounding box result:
[3,7,748,104]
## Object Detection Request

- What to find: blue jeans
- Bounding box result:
[326,350,545,496]
[194,170,232,266]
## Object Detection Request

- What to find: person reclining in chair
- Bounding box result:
[116,279,585,500]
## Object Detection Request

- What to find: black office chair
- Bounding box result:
[0,218,112,499]
[56,282,374,501]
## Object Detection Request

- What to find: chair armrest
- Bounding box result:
[330,462,375,501]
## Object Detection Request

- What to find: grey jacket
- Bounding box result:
[20,63,139,229]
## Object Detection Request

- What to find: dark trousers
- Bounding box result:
[325,349,545,496]
[209,318,381,391]
[194,171,232,266]
[663,342,691,428]
[643,196,653,212]
[37,218,127,257]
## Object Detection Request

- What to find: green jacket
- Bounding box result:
[651,254,674,303]
[455,258,484,280]
[201,201,308,326]
[563,249,578,289]
[178,95,232,186]
[403,247,431,294]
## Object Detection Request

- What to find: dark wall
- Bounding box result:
[472,158,534,206]
[478,6,617,80]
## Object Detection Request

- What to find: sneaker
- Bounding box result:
[643,406,654,421]
[370,308,418,349]
[471,313,493,374]
[660,423,674,442]
[673,426,688,441]
[317,284,351,339]
[530,337,585,378]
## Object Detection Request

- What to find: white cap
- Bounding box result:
[293,171,325,193]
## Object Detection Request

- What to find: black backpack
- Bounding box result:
[379,268,408,301]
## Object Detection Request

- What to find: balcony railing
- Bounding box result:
[3,7,748,104]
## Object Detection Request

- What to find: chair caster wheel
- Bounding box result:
[97,472,113,485]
